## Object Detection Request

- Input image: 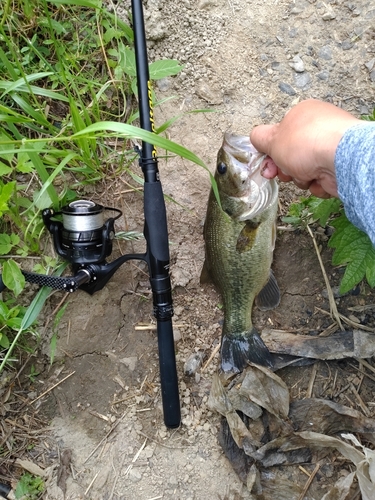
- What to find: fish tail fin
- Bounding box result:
[221,328,273,373]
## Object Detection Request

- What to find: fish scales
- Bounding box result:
[202,132,280,373]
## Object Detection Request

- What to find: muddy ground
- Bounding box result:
[1,0,375,498]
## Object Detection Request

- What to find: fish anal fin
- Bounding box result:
[255,270,280,311]
[236,220,260,254]
[200,259,212,284]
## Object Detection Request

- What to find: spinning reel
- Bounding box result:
[14,199,146,295]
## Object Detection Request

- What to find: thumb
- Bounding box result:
[250,124,277,155]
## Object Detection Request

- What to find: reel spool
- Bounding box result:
[43,200,122,265]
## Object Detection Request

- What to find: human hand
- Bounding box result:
[250,99,361,198]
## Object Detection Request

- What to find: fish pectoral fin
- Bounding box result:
[200,259,212,285]
[255,270,280,311]
[236,220,260,253]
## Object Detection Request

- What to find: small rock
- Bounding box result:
[156,78,172,92]
[341,39,354,50]
[278,82,296,95]
[173,328,182,343]
[370,71,375,83]
[184,351,205,376]
[168,475,178,486]
[195,83,222,104]
[293,72,312,88]
[119,356,137,371]
[322,6,336,20]
[289,55,305,72]
[318,45,332,60]
[365,58,375,71]
[317,70,329,80]
[128,468,142,482]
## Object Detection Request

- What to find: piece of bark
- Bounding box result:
[262,329,375,360]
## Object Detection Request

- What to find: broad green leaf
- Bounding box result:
[329,212,375,293]
[0,333,9,349]
[2,259,25,297]
[0,181,15,215]
[308,197,341,227]
[0,162,12,175]
[149,60,183,80]
[0,131,14,163]
[7,317,23,330]
[0,234,13,255]
[118,44,136,77]
[0,301,9,317]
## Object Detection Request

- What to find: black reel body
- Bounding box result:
[0,199,146,295]
[43,200,118,265]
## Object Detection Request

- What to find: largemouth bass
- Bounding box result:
[201,132,280,373]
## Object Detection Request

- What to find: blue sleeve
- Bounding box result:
[335,122,375,245]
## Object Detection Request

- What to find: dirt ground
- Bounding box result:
[1,0,375,498]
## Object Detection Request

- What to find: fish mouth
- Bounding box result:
[223,132,278,220]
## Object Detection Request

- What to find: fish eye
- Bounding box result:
[217,162,227,175]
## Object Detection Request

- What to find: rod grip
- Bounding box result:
[157,319,181,428]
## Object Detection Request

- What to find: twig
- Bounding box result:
[201,343,220,372]
[349,382,370,417]
[124,437,147,476]
[136,430,188,450]
[30,372,75,404]
[84,472,99,496]
[84,411,128,463]
[354,358,375,375]
[306,363,317,398]
[108,453,126,500]
[306,225,343,329]
[298,463,320,500]
[134,323,186,331]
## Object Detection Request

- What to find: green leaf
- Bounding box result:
[0,181,15,215]
[0,131,14,163]
[328,212,375,293]
[149,60,183,80]
[118,44,136,77]
[0,234,13,254]
[0,333,9,349]
[2,259,25,297]
[50,332,58,365]
[0,162,12,175]
[47,0,102,7]
[308,197,342,227]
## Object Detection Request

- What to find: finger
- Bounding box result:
[250,124,278,155]
[293,178,312,191]
[309,180,337,199]
[260,156,279,179]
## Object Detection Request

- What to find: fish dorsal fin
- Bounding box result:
[236,220,260,254]
[255,270,280,311]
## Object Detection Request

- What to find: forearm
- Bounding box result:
[335,123,375,245]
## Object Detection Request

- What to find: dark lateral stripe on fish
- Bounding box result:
[221,330,274,373]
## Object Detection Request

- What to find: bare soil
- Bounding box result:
[2,0,375,499]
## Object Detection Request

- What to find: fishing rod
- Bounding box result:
[0,1,180,428]
[130,0,181,428]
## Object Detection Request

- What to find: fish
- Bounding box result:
[201,131,280,373]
